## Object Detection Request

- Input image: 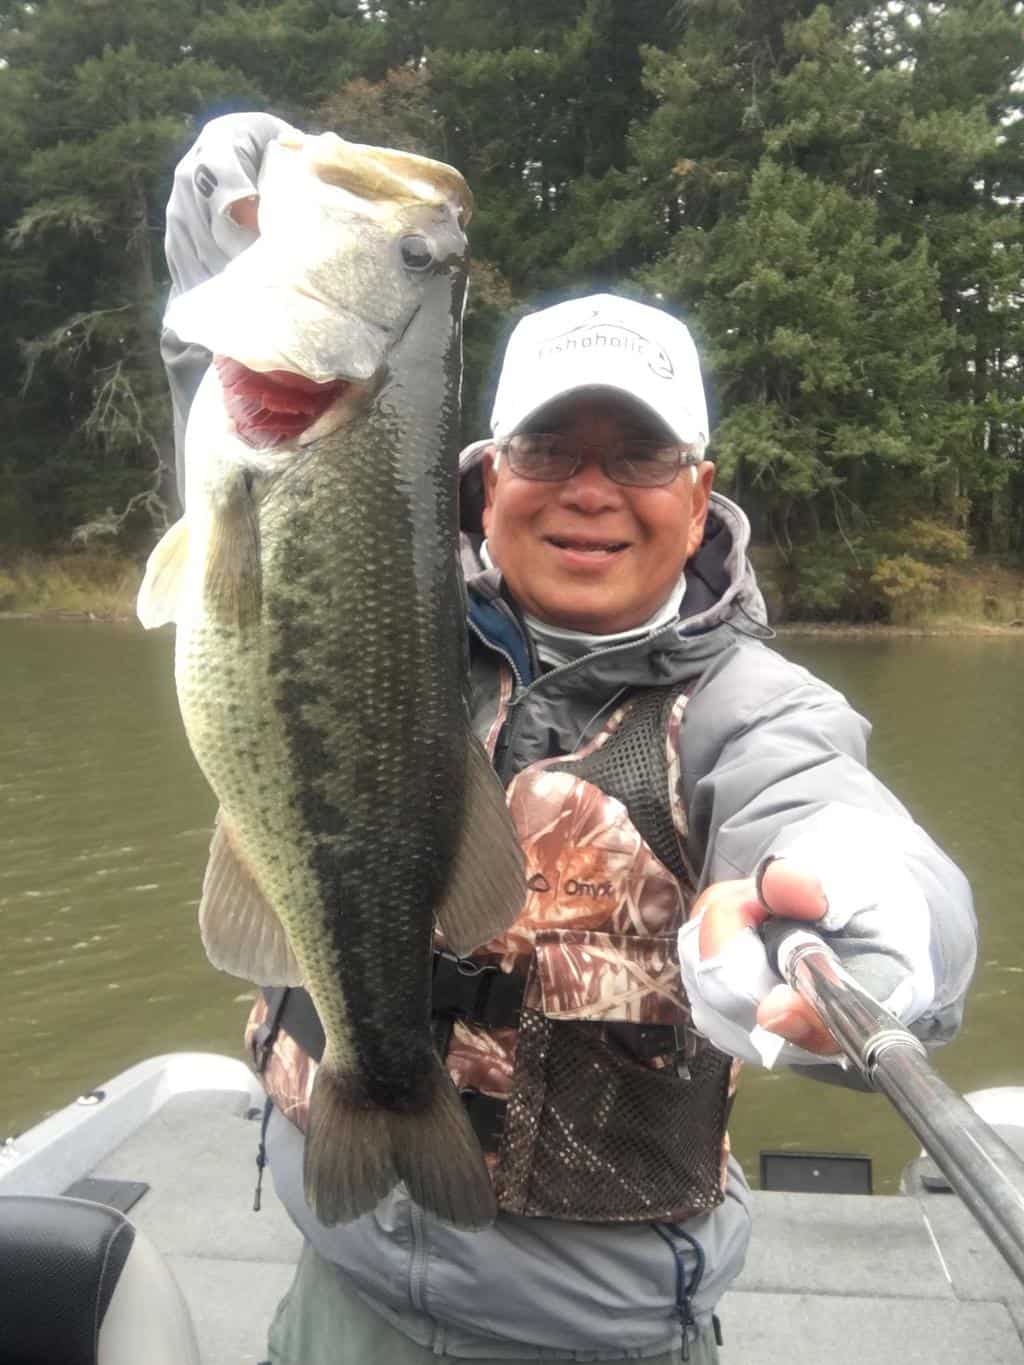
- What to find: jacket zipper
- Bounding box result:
[467,617,526,690]
[408,1198,429,1313]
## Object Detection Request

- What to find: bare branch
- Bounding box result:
[19,306,132,394]
[830,487,862,566]
[73,362,173,543]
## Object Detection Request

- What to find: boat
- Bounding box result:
[1,1054,1023,1363]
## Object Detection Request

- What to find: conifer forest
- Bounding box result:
[1,1,1021,620]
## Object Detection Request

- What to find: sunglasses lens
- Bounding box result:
[608,444,684,486]
[505,436,689,486]
[506,434,575,481]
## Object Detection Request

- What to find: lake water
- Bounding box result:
[2,618,1021,1192]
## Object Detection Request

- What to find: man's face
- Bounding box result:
[482,395,714,634]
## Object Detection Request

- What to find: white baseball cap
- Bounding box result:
[490,294,709,449]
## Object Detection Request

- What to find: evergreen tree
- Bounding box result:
[641,158,949,545]
[0,0,266,543]
[616,0,1024,552]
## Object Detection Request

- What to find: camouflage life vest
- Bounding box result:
[244,681,738,1224]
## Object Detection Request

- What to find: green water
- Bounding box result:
[2,619,1021,1192]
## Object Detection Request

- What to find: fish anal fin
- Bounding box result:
[435,735,526,956]
[137,518,190,629]
[199,810,301,986]
[205,472,261,629]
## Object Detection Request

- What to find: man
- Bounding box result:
[244,293,976,1363]
[161,111,297,508]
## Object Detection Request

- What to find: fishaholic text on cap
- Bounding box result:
[536,315,675,381]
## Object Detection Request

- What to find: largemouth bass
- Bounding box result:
[139,132,526,1229]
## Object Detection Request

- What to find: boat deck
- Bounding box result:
[7,1062,1024,1363]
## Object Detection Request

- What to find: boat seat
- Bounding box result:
[0,1195,200,1365]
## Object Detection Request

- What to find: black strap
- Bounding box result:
[261,954,527,1070]
[267,986,325,1063]
[250,986,295,1073]
[460,1091,506,1150]
[264,975,681,1065]
[431,952,526,1028]
[252,1096,274,1212]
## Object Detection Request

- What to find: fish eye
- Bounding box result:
[400,234,434,271]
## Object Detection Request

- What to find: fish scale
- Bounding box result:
[262,419,465,1098]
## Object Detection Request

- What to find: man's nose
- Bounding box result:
[558,456,623,512]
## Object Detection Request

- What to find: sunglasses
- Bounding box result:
[500,432,701,488]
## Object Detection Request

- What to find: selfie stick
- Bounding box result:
[762,920,1024,1289]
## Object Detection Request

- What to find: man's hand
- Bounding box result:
[690,860,839,1056]
[229,195,260,232]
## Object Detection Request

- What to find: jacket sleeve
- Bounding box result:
[161,112,299,507]
[164,111,297,296]
[678,638,977,1055]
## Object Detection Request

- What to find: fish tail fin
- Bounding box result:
[303,1059,496,1231]
[303,1067,400,1225]
[391,1059,497,1231]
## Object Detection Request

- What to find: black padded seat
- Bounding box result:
[0,1195,200,1365]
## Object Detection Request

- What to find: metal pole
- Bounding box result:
[762,921,1024,1288]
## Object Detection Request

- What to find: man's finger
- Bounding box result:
[756,984,839,1055]
[759,858,828,921]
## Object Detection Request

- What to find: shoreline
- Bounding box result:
[3,610,1023,637]
[4,549,1022,634]
[774,621,1024,638]
[0,608,138,624]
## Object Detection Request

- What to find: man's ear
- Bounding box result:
[686,462,716,558]
[481,445,499,537]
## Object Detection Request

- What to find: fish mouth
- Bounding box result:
[215,357,354,450]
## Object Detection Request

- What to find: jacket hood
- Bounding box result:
[457,438,770,684]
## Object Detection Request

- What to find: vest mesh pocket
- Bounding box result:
[494,1008,732,1223]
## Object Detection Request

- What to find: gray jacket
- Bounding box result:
[266,481,976,1359]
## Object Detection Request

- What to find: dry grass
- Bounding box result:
[1,549,1022,633]
[752,543,1024,633]
[0,553,143,619]
[923,561,1024,628]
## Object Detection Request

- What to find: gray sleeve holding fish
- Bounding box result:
[160,111,297,508]
[677,637,978,1065]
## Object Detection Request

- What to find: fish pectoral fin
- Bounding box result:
[199,810,302,986]
[137,517,190,629]
[205,470,261,628]
[434,734,527,956]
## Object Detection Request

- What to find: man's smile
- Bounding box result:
[543,534,631,557]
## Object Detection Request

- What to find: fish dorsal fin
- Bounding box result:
[137,518,190,629]
[434,734,526,956]
[199,810,302,986]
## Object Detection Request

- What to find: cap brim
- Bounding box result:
[499,382,703,447]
